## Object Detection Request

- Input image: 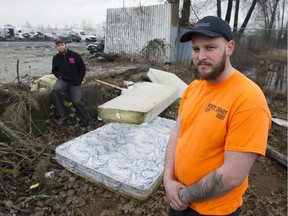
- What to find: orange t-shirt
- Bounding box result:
[175,71,271,215]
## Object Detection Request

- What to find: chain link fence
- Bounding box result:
[233,28,287,94]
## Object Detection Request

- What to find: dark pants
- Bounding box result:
[169,207,241,216]
[52,79,90,123]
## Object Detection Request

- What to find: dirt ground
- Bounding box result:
[0,41,287,216]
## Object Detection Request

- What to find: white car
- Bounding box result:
[68,30,97,43]
[28,31,45,39]
[81,32,97,43]
[44,32,58,41]
[15,32,29,39]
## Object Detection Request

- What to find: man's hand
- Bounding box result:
[164,178,189,211]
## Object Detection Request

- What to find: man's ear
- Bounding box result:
[226,40,235,56]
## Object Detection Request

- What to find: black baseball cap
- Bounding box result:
[180,16,233,42]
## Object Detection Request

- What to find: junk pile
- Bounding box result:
[55,68,188,200]
[86,39,115,62]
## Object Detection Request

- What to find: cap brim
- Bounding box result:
[180,30,222,42]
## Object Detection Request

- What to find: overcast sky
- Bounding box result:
[1,0,164,30]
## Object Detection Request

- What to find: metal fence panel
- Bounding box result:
[177,27,192,67]
[105,4,178,63]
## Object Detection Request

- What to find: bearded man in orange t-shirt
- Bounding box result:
[163,16,271,216]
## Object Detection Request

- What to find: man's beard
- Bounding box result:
[59,48,67,54]
[193,52,226,81]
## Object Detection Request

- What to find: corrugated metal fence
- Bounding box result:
[105,4,190,65]
[177,27,192,67]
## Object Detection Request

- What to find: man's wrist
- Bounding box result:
[163,174,172,184]
[179,188,188,203]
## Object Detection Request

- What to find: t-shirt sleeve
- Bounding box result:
[225,107,271,156]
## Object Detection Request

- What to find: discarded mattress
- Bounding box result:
[55,117,176,200]
[29,74,57,92]
[147,68,188,99]
[97,82,178,124]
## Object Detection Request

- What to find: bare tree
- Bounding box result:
[81,19,87,30]
[23,21,32,28]
[179,0,191,26]
[268,0,281,42]
[217,0,221,17]
[225,0,233,23]
[277,0,286,45]
[233,0,240,35]
[188,1,258,40]
[237,0,257,40]
[258,0,281,43]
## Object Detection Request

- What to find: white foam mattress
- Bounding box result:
[55,117,175,200]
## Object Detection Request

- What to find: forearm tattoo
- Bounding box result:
[179,171,224,203]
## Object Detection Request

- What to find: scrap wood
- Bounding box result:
[0,120,37,155]
[266,144,287,167]
[95,79,125,91]
[272,117,288,128]
[0,120,27,147]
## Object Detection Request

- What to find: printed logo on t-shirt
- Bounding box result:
[204,103,227,120]
[69,58,75,64]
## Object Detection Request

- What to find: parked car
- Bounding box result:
[44,32,57,41]
[83,32,97,43]
[68,30,97,43]
[15,32,30,40]
[67,32,81,42]
[28,31,45,40]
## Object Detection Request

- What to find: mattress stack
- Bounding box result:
[55,68,184,200]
